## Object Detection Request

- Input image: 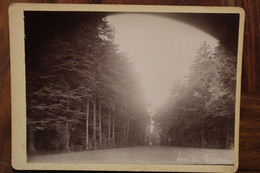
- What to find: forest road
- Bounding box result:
[28,146,234,165]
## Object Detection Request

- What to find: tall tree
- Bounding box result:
[153,42,236,149]
[25,12,149,152]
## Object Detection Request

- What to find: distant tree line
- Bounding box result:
[25,12,148,153]
[153,42,236,149]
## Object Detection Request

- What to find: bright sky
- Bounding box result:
[107,13,218,114]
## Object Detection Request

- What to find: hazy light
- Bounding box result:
[107,14,218,114]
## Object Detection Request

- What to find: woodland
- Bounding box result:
[26,12,149,152]
[25,12,236,153]
[152,42,236,149]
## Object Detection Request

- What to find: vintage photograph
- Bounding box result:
[24,11,239,165]
[9,4,245,172]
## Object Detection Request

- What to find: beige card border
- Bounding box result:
[9,3,245,172]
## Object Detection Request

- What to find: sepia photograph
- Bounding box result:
[9,4,245,172]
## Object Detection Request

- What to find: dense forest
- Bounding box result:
[25,12,237,154]
[25,12,149,153]
[152,42,237,149]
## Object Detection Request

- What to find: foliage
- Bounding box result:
[153,42,236,149]
[25,12,148,152]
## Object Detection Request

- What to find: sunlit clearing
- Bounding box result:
[107,13,218,114]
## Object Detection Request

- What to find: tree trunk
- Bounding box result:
[86,99,89,150]
[108,109,111,147]
[225,119,230,149]
[126,119,130,144]
[140,131,143,145]
[65,122,70,152]
[99,101,102,148]
[27,124,36,153]
[112,114,115,147]
[139,130,142,145]
[123,116,127,145]
[93,99,97,149]
[201,122,204,148]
